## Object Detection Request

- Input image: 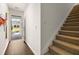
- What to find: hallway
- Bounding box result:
[0,3,40,55]
[5,39,33,55]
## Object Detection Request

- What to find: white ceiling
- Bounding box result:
[7,3,28,12]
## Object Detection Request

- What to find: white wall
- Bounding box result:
[9,9,24,16]
[0,3,10,54]
[24,3,41,55]
[41,3,75,54]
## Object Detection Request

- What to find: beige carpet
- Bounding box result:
[5,39,34,55]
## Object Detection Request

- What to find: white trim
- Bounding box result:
[2,40,9,55]
[25,40,40,55]
[41,35,55,55]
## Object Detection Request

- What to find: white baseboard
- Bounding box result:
[25,40,40,55]
[41,35,55,55]
[2,39,9,55]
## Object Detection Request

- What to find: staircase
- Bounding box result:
[49,5,79,55]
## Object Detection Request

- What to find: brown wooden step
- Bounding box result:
[69,12,79,17]
[66,18,79,23]
[63,22,79,26]
[56,34,79,45]
[49,46,72,55]
[49,46,58,55]
[67,17,79,20]
[67,15,79,19]
[69,12,79,16]
[68,13,79,17]
[61,26,79,31]
[59,30,79,37]
[69,5,79,15]
[53,40,79,54]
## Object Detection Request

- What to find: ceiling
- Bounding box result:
[7,3,28,12]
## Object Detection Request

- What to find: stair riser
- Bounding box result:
[67,18,79,20]
[49,46,71,55]
[53,41,79,54]
[61,27,79,31]
[69,13,79,17]
[63,23,79,26]
[68,14,79,17]
[49,48,59,55]
[67,15,79,19]
[66,19,79,23]
[69,5,79,16]
[56,35,79,45]
[69,7,79,16]
[69,12,79,16]
[59,31,79,37]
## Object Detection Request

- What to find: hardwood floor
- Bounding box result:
[5,39,34,55]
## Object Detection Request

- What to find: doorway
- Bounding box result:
[11,15,23,40]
